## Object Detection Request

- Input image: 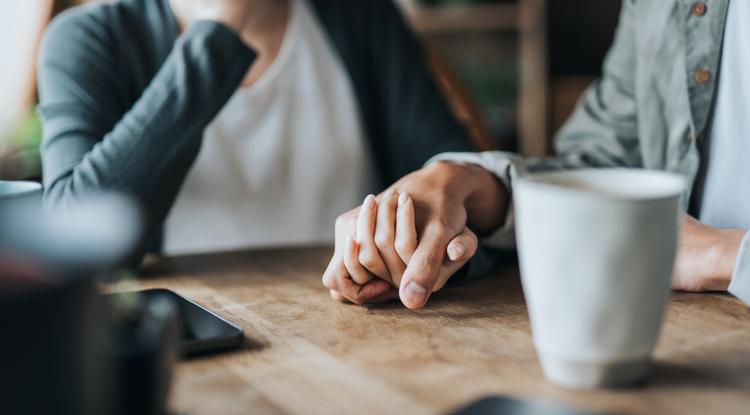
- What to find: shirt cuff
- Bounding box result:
[728,231,750,305]
[424,151,526,249]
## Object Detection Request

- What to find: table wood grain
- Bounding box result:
[129,247,750,415]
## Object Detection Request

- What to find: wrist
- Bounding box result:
[429,161,508,234]
[716,229,745,286]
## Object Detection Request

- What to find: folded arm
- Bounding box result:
[38,9,255,257]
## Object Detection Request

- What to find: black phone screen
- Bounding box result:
[108,289,244,356]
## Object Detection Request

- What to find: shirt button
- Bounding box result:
[692,2,707,16]
[694,69,711,84]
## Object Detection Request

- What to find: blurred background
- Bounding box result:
[0,0,621,181]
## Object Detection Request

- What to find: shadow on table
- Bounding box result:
[361,269,527,321]
[649,360,750,390]
[136,246,335,279]
[183,336,270,361]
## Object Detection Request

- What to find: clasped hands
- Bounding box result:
[322,162,508,309]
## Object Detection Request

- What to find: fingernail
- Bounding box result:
[403,281,427,306]
[364,194,376,208]
[398,191,409,206]
[448,243,465,261]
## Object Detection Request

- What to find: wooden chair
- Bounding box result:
[426,48,496,151]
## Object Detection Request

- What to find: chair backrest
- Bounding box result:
[426,48,496,151]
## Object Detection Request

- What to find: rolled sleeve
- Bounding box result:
[425,151,527,249]
[728,231,750,305]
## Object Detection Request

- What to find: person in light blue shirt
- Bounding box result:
[322,0,750,310]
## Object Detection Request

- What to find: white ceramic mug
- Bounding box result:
[513,168,685,389]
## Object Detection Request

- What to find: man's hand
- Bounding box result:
[673,215,745,291]
[322,162,509,309]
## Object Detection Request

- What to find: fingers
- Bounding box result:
[356,195,391,281]
[323,204,395,305]
[322,252,392,305]
[344,236,373,284]
[395,192,418,266]
[399,221,452,310]
[434,227,478,291]
[330,290,347,302]
[446,227,478,263]
[374,191,407,286]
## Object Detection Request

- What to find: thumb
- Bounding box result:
[446,227,478,262]
[433,227,478,292]
[399,224,451,310]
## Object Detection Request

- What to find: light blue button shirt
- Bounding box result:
[698,0,750,299]
[428,0,750,305]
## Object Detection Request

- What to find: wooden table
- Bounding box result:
[131,247,750,415]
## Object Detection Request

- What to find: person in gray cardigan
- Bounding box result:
[326,0,750,310]
[37,0,490,267]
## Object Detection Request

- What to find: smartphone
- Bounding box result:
[108,288,244,356]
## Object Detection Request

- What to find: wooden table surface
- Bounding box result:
[131,247,750,415]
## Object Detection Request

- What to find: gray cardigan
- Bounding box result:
[37,0,474,256]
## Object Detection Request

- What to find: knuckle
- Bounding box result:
[413,253,440,273]
[395,238,416,256]
[374,232,393,251]
[426,221,453,239]
[321,272,338,289]
[358,250,379,269]
[335,215,353,231]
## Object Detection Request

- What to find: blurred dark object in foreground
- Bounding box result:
[109,292,179,415]
[0,274,104,415]
[0,185,178,415]
[0,277,179,415]
[451,395,616,415]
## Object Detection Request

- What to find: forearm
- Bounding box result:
[461,164,509,234]
[42,22,254,201]
[39,20,256,259]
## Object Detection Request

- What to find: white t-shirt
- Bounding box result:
[699,0,750,229]
[163,0,378,255]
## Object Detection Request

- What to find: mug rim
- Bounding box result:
[0,180,43,198]
[515,168,685,202]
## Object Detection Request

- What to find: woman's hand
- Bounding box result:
[322,191,477,307]
[322,162,509,309]
[673,215,745,292]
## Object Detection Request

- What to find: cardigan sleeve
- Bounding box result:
[37,7,256,253]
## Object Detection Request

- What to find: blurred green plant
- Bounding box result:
[0,111,43,180]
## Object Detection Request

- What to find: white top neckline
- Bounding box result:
[163,0,378,255]
[237,0,299,98]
